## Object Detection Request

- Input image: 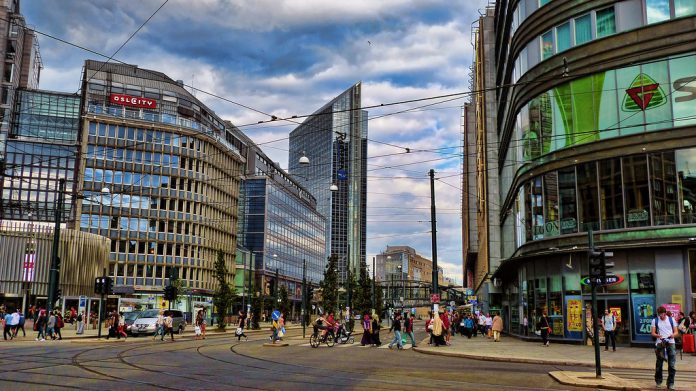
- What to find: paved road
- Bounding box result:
[0,328,592,390]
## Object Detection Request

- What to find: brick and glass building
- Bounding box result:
[78,60,247,314]
[465,0,696,345]
[288,83,367,283]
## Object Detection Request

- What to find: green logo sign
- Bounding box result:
[622,73,667,112]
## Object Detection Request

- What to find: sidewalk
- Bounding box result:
[2,320,299,342]
[414,334,696,390]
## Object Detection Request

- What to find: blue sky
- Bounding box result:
[25,0,488,283]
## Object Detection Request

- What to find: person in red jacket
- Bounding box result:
[440,311,451,345]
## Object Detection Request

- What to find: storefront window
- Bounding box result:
[559,168,578,234]
[599,158,624,230]
[650,152,678,225]
[677,148,696,223]
[577,162,599,231]
[544,172,559,237]
[623,155,651,227]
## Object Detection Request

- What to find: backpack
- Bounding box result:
[651,316,675,341]
[77,314,83,322]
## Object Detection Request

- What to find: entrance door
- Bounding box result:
[583,297,630,346]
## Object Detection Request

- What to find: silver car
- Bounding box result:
[131,309,186,336]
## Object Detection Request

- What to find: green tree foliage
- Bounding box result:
[251,294,265,330]
[212,249,235,330]
[320,255,339,314]
[351,259,373,316]
[374,283,384,319]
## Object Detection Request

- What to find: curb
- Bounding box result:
[549,371,642,391]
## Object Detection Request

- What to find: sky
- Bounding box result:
[24,0,489,284]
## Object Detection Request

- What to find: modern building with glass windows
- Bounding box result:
[79,60,247,314]
[288,83,367,283]
[236,130,326,317]
[465,1,696,345]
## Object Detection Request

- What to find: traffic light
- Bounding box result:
[589,249,605,280]
[94,277,104,294]
[105,277,113,295]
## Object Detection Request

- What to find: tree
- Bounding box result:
[212,249,235,330]
[352,259,372,316]
[319,255,339,314]
[279,285,290,318]
[251,294,264,330]
[374,282,384,319]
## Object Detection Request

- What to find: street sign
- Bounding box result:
[430,293,440,303]
[581,274,624,286]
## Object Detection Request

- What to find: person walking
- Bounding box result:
[196,310,207,340]
[35,310,47,341]
[652,306,678,390]
[76,311,85,335]
[47,311,56,340]
[153,310,164,340]
[539,311,551,347]
[3,310,13,340]
[14,310,26,338]
[387,312,403,350]
[432,311,445,346]
[54,311,64,340]
[522,315,529,336]
[601,309,617,352]
[236,310,248,341]
[441,311,451,345]
[360,313,372,346]
[116,312,127,340]
[371,314,382,347]
[464,314,474,339]
[477,312,486,337]
[162,311,174,341]
[425,312,434,345]
[403,312,417,348]
[492,312,503,342]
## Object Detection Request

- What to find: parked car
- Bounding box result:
[131,309,186,336]
[123,311,142,335]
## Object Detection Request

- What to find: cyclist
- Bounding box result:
[324,312,337,341]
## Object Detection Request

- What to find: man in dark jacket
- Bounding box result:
[388,312,403,350]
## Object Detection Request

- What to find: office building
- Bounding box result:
[288,83,367,283]
[466,0,696,344]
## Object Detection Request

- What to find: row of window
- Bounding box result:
[512,148,696,246]
[88,122,203,150]
[86,145,181,168]
[84,167,170,188]
[82,213,205,237]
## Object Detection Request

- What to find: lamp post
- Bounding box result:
[396,264,403,313]
[46,178,66,315]
[371,256,375,313]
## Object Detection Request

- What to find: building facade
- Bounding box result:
[236,130,326,318]
[288,83,367,283]
[375,246,445,309]
[467,0,696,345]
[78,60,247,314]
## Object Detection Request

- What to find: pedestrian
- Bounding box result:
[539,310,551,347]
[651,306,678,390]
[477,312,486,337]
[601,309,617,352]
[116,312,127,340]
[485,313,493,338]
[236,310,248,341]
[270,315,279,343]
[76,311,85,335]
[464,314,474,339]
[54,311,64,340]
[35,310,46,341]
[3,310,13,340]
[431,311,445,346]
[403,312,417,348]
[278,312,286,341]
[492,312,503,342]
[677,311,690,335]
[425,312,434,344]
[154,309,164,340]
[388,312,403,350]
[371,314,382,347]
[70,307,77,325]
[47,311,56,340]
[162,311,174,341]
[360,313,372,346]
[195,309,207,340]
[15,310,26,338]
[440,311,451,345]
[522,315,528,336]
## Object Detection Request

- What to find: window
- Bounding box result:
[623,155,651,227]
[675,0,696,17]
[574,14,592,45]
[556,22,571,52]
[646,0,671,24]
[595,7,616,38]
[650,152,677,225]
[577,162,599,231]
[677,148,696,223]
[599,158,624,229]
[541,31,554,60]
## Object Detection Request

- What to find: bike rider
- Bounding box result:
[324,312,337,341]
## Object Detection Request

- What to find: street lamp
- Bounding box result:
[396,264,403,313]
[299,152,310,165]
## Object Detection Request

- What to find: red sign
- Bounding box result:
[109,94,157,109]
[430,294,440,303]
[626,84,659,110]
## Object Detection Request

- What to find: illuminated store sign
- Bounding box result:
[109,94,157,109]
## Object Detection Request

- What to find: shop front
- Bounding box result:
[498,246,692,345]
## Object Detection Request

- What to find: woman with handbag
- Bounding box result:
[194,310,203,340]
[236,310,248,341]
[539,311,551,347]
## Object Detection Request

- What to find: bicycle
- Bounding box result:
[310,325,335,348]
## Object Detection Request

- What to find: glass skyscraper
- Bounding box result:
[289,83,367,282]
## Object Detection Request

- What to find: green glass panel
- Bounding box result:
[574,14,592,45]
[616,65,646,135]
[556,22,571,52]
[641,60,672,132]
[669,54,696,127]
[596,7,616,38]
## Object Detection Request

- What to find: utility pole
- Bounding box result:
[429,169,439,304]
[47,178,66,314]
[371,257,375,313]
[588,230,602,378]
[247,252,254,324]
[302,258,307,339]
[97,267,106,339]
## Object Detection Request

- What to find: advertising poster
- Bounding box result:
[564,295,583,339]
[609,307,622,323]
[632,294,656,342]
[663,304,681,319]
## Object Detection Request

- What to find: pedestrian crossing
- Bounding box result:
[297,342,414,349]
[609,368,696,388]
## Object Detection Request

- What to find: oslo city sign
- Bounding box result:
[580,274,624,286]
